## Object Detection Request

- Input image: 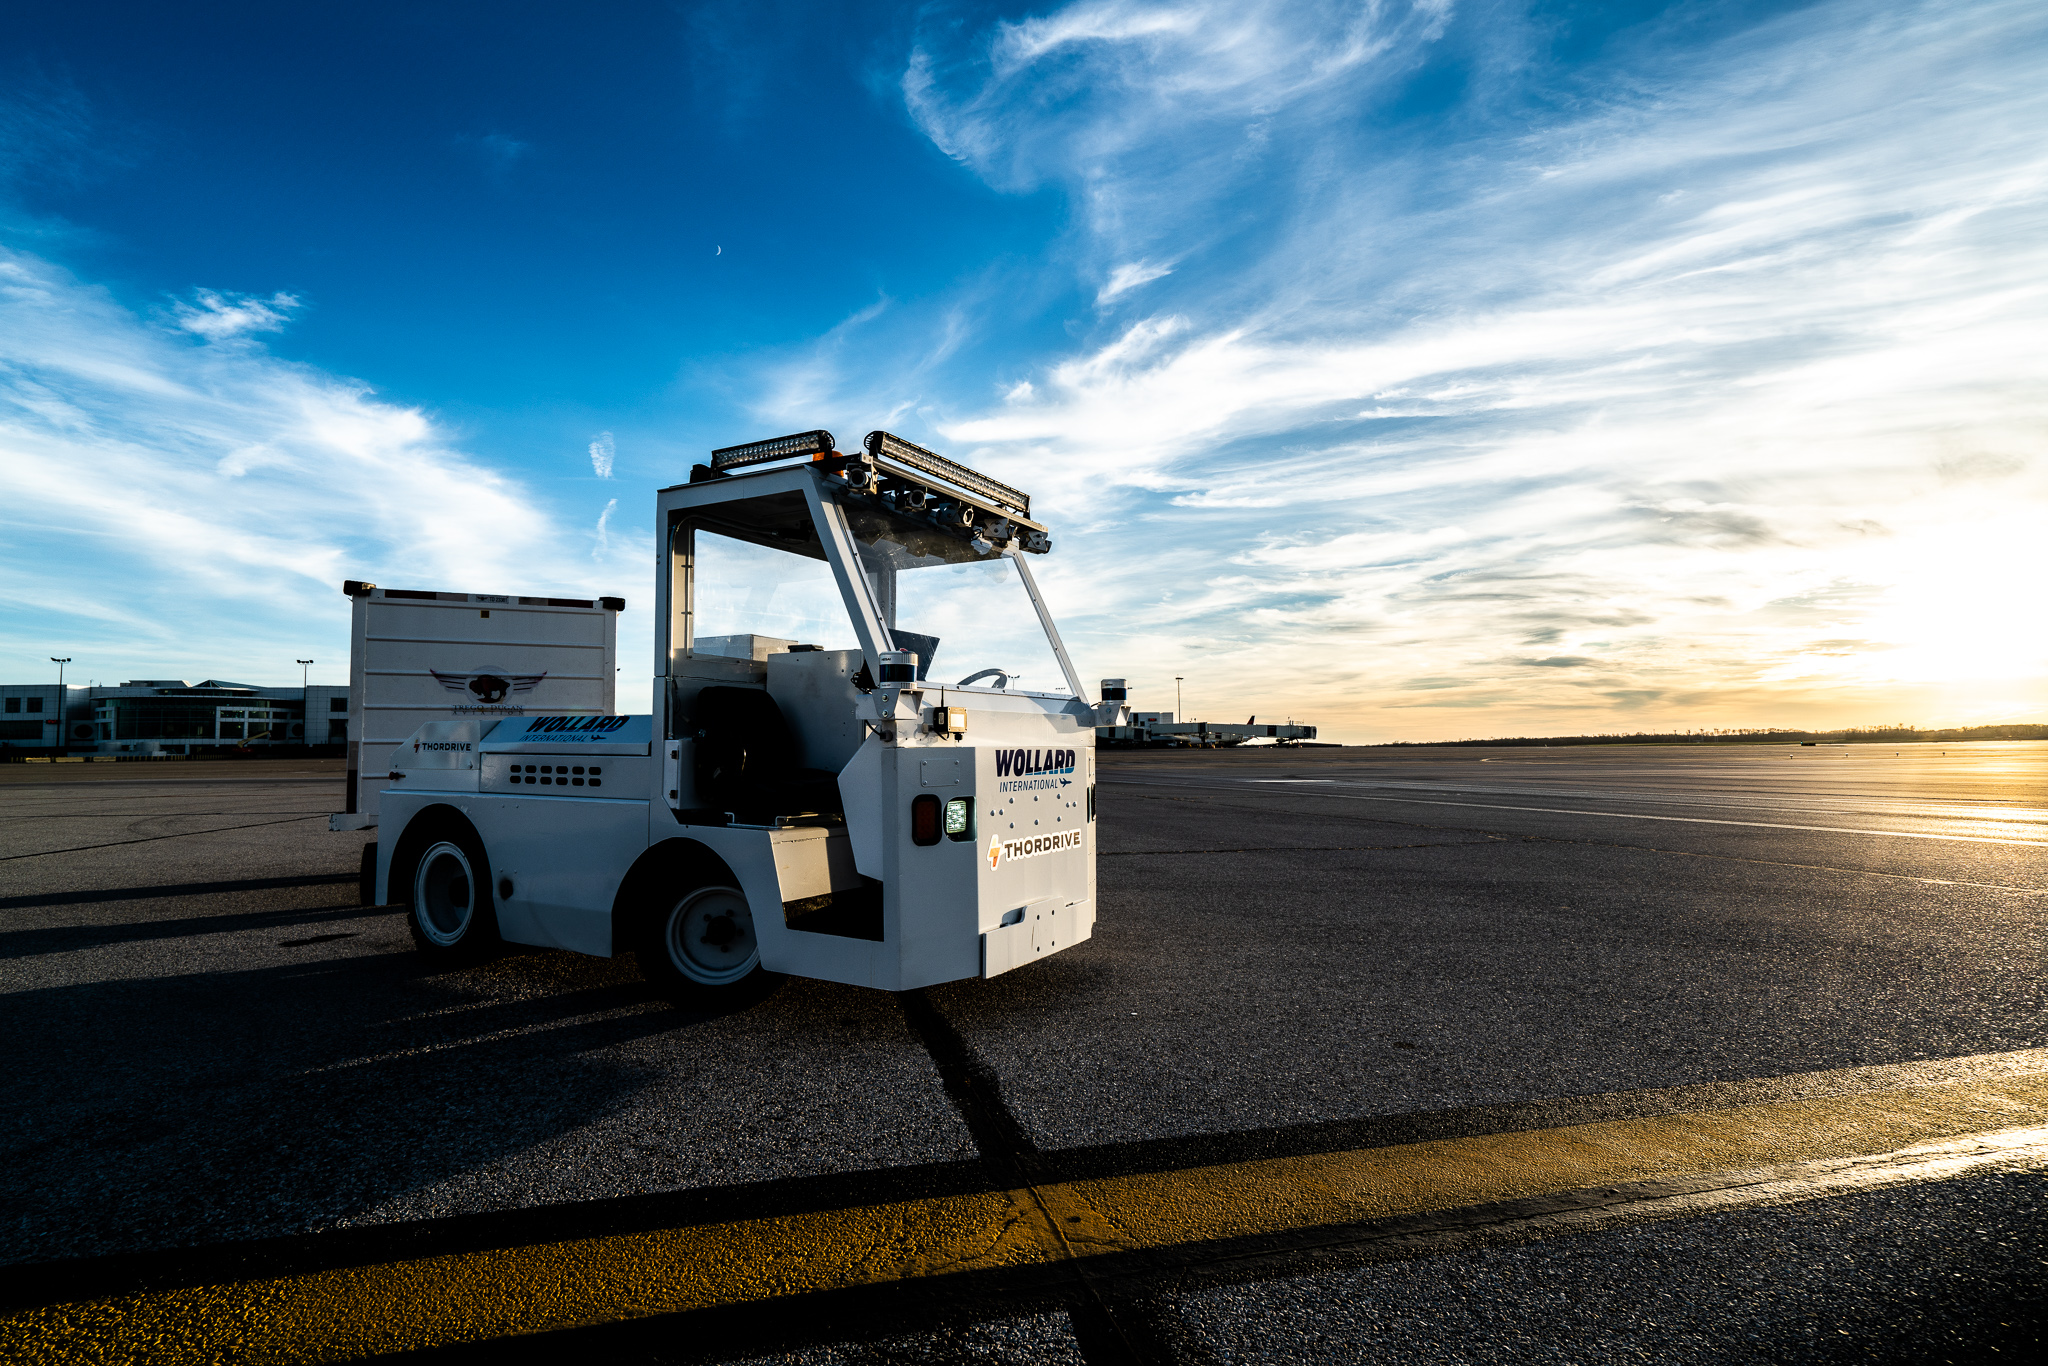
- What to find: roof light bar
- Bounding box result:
[710,429,836,472]
[863,430,1030,518]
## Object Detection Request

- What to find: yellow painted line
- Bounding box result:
[11,1074,2048,1364]
[5,1189,1054,1365]
[1043,1074,2048,1257]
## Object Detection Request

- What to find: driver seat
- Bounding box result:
[690,686,844,822]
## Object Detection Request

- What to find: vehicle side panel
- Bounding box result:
[466,793,650,955]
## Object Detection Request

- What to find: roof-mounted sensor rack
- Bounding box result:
[699,424,1051,552]
[710,429,836,472]
[863,431,1029,519]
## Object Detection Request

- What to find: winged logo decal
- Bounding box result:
[430,666,548,705]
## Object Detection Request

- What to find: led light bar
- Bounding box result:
[710,429,836,472]
[862,430,1030,518]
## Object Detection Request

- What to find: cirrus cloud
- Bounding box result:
[0,248,647,695]
[878,0,2048,737]
[171,288,301,341]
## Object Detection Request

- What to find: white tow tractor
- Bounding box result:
[370,429,1098,1002]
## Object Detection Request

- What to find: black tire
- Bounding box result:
[358,842,378,906]
[398,819,499,961]
[635,882,779,1008]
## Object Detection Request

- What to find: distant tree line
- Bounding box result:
[1386,723,2048,748]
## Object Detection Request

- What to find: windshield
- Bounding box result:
[846,506,1068,694]
[886,559,1067,693]
[691,529,860,658]
[682,486,1071,692]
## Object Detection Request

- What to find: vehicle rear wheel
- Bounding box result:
[404,828,498,960]
[637,884,777,1006]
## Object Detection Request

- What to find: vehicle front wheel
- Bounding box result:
[637,884,777,1007]
[404,829,498,961]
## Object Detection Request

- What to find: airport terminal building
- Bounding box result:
[0,679,349,757]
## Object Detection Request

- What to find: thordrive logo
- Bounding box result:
[994,747,1078,793]
[413,739,473,753]
[987,828,1085,871]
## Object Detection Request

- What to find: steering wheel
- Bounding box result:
[956,668,1012,689]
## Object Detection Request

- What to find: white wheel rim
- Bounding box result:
[664,886,759,986]
[414,841,476,947]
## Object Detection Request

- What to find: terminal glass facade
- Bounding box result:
[102,700,218,741]
[95,694,306,742]
[0,679,339,755]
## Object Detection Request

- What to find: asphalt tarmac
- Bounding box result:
[2,742,2043,1363]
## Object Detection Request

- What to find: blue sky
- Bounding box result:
[2,0,2042,740]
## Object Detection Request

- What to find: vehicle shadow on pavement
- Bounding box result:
[0,900,369,958]
[0,872,359,915]
[0,941,747,1267]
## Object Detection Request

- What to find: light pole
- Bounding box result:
[1175,676,1184,721]
[50,658,70,752]
[297,659,314,689]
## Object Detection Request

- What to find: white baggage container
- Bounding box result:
[328,585,621,830]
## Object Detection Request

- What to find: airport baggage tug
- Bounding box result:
[371,430,1098,1001]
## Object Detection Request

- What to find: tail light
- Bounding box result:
[911,794,941,846]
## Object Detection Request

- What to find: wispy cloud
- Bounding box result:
[0,74,102,196]
[593,497,618,557]
[746,293,901,427]
[891,0,2048,736]
[453,131,531,175]
[1097,259,1172,303]
[0,247,644,693]
[905,0,1449,269]
[172,288,301,340]
[588,430,615,478]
